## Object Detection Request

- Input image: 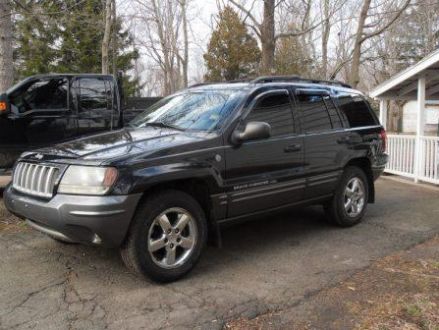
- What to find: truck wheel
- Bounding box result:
[324,166,369,227]
[120,190,207,283]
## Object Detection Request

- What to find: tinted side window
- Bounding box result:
[336,96,377,127]
[245,92,294,137]
[79,78,107,111]
[9,78,68,113]
[296,94,332,133]
[324,96,343,129]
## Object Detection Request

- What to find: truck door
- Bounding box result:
[72,76,118,136]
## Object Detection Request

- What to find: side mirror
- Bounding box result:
[232,121,271,144]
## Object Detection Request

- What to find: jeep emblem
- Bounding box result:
[34,153,44,160]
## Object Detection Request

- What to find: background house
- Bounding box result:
[402,101,439,135]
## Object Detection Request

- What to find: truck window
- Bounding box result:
[245,92,294,137]
[9,78,68,113]
[336,95,377,127]
[79,78,108,111]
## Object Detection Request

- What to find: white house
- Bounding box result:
[369,49,439,185]
[402,100,439,135]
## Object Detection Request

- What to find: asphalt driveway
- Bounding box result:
[1,178,438,330]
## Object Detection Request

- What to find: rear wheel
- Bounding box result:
[325,166,369,227]
[120,190,207,282]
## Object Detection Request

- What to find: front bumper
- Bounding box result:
[4,185,142,247]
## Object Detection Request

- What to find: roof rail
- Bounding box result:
[251,75,352,88]
[188,79,251,89]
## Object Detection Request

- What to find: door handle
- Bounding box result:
[284,144,302,152]
[337,136,351,144]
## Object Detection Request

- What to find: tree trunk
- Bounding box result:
[101,0,112,74]
[321,0,330,79]
[180,0,188,87]
[111,0,117,76]
[260,0,276,75]
[0,0,14,91]
[349,0,371,88]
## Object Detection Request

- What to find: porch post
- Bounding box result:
[414,75,426,183]
[379,99,387,129]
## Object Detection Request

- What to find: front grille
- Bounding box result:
[12,162,59,198]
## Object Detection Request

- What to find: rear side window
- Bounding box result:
[336,95,377,127]
[296,93,341,133]
[78,78,109,111]
[9,78,68,113]
[245,92,294,137]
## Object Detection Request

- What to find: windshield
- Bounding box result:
[130,90,244,132]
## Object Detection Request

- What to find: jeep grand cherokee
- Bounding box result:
[4,76,388,282]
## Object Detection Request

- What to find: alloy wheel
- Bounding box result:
[147,207,198,269]
[344,177,365,217]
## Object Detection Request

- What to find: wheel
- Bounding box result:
[324,166,369,227]
[120,190,207,283]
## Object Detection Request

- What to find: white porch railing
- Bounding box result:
[386,134,439,184]
[419,136,439,184]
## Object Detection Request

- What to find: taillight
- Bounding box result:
[380,128,387,152]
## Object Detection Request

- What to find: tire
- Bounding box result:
[324,166,369,227]
[120,190,207,283]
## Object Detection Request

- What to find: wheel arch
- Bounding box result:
[344,157,375,203]
[134,178,222,246]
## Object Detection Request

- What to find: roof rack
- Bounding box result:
[251,75,352,88]
[188,79,251,88]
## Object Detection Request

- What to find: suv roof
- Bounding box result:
[189,75,362,96]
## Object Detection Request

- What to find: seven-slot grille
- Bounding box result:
[12,162,59,198]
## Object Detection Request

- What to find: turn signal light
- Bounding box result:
[0,101,7,111]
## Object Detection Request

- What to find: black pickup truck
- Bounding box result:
[0,74,159,171]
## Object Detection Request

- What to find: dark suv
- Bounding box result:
[4,76,388,282]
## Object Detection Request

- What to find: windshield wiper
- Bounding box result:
[145,121,184,131]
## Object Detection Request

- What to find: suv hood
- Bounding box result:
[21,127,209,165]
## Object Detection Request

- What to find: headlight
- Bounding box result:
[58,166,118,195]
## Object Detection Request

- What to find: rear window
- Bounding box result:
[336,95,377,127]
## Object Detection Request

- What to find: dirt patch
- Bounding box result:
[225,236,439,330]
[0,199,26,233]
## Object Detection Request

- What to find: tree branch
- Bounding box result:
[361,0,411,42]
[228,0,260,28]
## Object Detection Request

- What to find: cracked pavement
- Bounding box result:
[1,178,439,330]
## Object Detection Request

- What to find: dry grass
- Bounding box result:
[0,198,26,233]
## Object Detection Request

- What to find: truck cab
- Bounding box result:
[0,74,121,170]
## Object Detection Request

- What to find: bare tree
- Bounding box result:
[321,0,331,78]
[178,0,189,87]
[348,0,411,87]
[111,0,117,76]
[0,0,14,91]
[134,0,190,95]
[229,0,341,74]
[102,0,112,74]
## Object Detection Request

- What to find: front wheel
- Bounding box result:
[325,166,369,227]
[120,190,207,283]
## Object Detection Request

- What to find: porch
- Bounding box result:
[370,50,439,185]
